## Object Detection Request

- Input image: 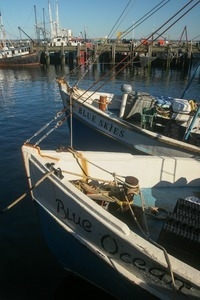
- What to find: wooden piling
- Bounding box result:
[61,44,65,66]
[111,44,116,64]
[45,45,50,66]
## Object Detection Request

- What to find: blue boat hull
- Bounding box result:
[36,204,158,299]
[66,115,143,154]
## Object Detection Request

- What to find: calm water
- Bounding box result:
[0,61,200,300]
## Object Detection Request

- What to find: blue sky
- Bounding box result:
[0,0,199,41]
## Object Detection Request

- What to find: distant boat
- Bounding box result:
[57,77,200,157]
[22,143,200,299]
[0,45,40,67]
[0,12,40,67]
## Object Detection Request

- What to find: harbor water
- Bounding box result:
[0,61,200,299]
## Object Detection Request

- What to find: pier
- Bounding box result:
[35,42,200,69]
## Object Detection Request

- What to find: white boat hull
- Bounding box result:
[22,145,200,299]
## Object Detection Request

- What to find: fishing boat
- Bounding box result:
[22,143,200,299]
[57,75,200,157]
[0,12,40,67]
[0,45,41,67]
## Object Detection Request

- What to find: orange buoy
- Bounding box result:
[99,96,107,111]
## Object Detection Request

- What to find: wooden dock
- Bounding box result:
[33,42,200,68]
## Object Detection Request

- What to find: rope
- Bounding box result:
[25,110,65,144]
[68,148,126,183]
[119,0,171,40]
[126,189,177,290]
[63,169,116,184]
[0,170,54,214]
[125,189,150,237]
[147,237,177,290]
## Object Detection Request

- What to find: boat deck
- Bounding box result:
[106,186,200,271]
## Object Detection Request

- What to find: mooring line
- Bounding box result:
[0,171,54,214]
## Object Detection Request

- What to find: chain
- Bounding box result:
[25,110,68,146]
